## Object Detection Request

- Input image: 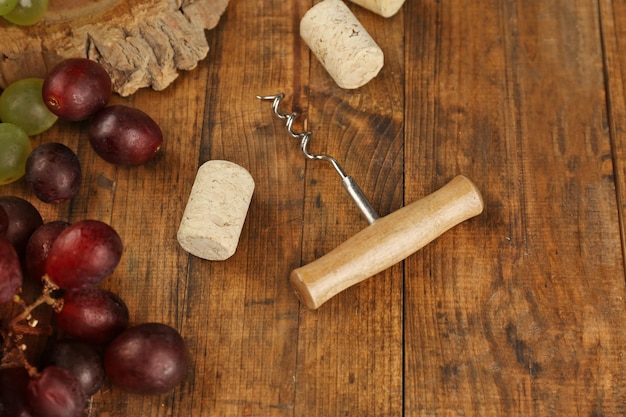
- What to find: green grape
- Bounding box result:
[2,0,48,26]
[0,0,18,16]
[0,78,58,136]
[0,123,31,185]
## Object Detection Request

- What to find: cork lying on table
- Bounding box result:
[177,160,255,261]
[347,0,405,17]
[300,0,384,89]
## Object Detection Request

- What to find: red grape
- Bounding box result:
[25,366,86,417]
[42,340,105,396]
[24,221,70,281]
[89,105,163,166]
[42,58,112,121]
[25,143,82,203]
[0,237,23,304]
[45,220,123,289]
[55,287,129,345]
[0,367,32,417]
[0,196,43,255]
[104,323,189,395]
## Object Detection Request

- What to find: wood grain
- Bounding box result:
[404,0,626,416]
[3,0,626,415]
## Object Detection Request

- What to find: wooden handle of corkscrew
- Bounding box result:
[290,175,484,309]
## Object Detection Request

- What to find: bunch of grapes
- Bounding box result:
[0,197,189,417]
[0,57,164,197]
[0,58,183,416]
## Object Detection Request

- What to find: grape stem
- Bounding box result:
[10,323,54,336]
[9,277,60,328]
[1,275,60,376]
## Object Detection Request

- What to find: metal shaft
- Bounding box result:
[258,93,380,224]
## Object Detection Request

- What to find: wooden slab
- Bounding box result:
[2,0,626,416]
[404,0,626,415]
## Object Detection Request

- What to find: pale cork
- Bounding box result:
[177,160,254,261]
[300,0,384,89]
[347,0,405,17]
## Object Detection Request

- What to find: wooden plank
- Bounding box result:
[404,0,626,416]
[87,46,212,416]
[293,2,405,416]
[150,1,307,415]
[1,1,305,416]
[600,0,626,259]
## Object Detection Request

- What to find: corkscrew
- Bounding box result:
[258,93,484,309]
[257,94,379,224]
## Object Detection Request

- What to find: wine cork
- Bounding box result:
[347,0,405,17]
[177,160,254,261]
[300,0,384,89]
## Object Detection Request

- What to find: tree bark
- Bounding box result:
[0,0,229,96]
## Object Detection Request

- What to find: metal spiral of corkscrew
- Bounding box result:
[257,93,380,224]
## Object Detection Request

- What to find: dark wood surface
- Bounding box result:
[4,0,626,415]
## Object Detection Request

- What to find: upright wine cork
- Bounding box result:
[177,160,255,261]
[347,0,405,17]
[300,0,384,89]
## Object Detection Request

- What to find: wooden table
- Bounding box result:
[4,0,626,415]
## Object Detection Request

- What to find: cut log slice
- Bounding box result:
[0,0,229,96]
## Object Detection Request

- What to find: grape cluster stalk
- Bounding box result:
[0,58,186,417]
